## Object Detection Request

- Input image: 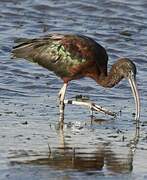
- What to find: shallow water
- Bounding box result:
[0,0,147,179]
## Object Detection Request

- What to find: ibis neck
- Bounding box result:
[96,67,123,88]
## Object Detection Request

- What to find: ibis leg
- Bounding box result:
[64,99,116,117]
[58,83,68,124]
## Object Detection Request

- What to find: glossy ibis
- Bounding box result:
[11,34,140,125]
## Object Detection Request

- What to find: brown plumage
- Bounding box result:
[11,33,140,124]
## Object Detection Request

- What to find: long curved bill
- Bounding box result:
[128,75,140,122]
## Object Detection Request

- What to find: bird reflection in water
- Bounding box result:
[10,123,140,174]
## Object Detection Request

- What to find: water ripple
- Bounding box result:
[0,0,147,179]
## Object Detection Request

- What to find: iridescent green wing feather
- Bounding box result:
[12,34,88,77]
[12,34,107,78]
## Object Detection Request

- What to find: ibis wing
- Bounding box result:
[12,35,74,76]
[11,34,108,77]
[12,35,62,63]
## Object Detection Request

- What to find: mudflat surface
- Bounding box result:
[0,0,147,179]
